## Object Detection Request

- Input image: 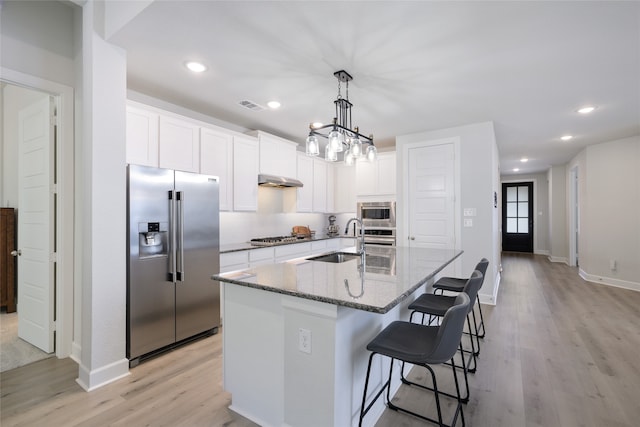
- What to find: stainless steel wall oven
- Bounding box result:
[358,201,396,246]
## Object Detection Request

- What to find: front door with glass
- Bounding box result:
[502,182,534,252]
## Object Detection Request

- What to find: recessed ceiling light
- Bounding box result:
[520,158,528,163]
[267,101,281,109]
[311,122,323,128]
[513,168,520,172]
[185,61,207,73]
[561,135,573,141]
[577,106,596,114]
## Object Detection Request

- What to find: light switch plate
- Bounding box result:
[463,208,477,217]
[464,218,473,227]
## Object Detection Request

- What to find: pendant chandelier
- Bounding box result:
[305,70,377,165]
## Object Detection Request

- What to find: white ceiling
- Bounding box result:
[110,1,640,175]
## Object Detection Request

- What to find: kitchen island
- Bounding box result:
[212,246,463,427]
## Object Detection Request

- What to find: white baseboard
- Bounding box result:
[579,269,640,292]
[76,358,130,391]
[548,255,569,265]
[535,249,549,256]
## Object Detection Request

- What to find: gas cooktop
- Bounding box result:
[250,235,309,246]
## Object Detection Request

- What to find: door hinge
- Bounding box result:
[51,183,58,194]
[50,252,57,262]
[52,321,57,332]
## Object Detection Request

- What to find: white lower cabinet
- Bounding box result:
[249,247,275,267]
[220,251,249,273]
[275,242,312,263]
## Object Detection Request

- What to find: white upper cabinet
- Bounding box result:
[313,158,328,213]
[333,164,356,213]
[200,127,233,211]
[356,151,396,197]
[159,116,200,173]
[326,163,335,213]
[251,131,298,178]
[233,135,259,211]
[126,105,159,167]
[377,152,397,195]
[296,153,313,212]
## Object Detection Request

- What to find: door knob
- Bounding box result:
[410,236,415,241]
[10,249,21,256]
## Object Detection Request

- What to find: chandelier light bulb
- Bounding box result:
[351,137,362,157]
[366,145,377,162]
[306,134,319,156]
[325,145,337,162]
[345,149,356,166]
[328,130,344,152]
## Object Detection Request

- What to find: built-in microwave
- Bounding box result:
[358,201,396,228]
[358,201,396,246]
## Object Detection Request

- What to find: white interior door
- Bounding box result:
[17,96,55,353]
[407,142,456,249]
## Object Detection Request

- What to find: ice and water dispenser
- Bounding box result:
[138,222,168,258]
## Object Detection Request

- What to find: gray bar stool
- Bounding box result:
[359,292,471,427]
[407,270,484,404]
[433,258,489,339]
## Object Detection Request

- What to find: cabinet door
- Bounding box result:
[126,106,159,167]
[159,116,200,172]
[200,127,233,211]
[312,159,328,213]
[296,154,313,212]
[233,136,259,211]
[377,152,397,195]
[259,134,297,178]
[355,159,377,196]
[326,163,335,213]
[333,164,356,213]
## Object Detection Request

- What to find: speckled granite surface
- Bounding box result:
[213,246,462,313]
[220,235,354,253]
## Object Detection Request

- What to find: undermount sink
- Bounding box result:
[308,252,361,263]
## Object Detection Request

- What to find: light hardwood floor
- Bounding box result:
[1,253,639,426]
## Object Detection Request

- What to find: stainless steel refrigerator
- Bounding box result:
[127,164,220,366]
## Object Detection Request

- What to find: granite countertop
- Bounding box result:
[220,235,355,254]
[213,246,463,313]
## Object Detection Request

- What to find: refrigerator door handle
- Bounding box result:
[168,190,177,282]
[177,191,185,281]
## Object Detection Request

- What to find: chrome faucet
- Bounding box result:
[345,217,365,255]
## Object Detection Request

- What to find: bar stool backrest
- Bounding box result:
[427,292,471,364]
[476,258,489,287]
[461,270,484,314]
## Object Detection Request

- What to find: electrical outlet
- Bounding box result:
[464,218,473,227]
[298,328,311,354]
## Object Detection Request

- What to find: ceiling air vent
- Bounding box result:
[238,100,265,111]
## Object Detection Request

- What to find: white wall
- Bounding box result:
[396,121,501,305]
[548,165,568,263]
[500,172,550,255]
[76,1,129,391]
[0,0,76,88]
[571,136,640,290]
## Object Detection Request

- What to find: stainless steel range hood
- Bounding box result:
[258,174,303,188]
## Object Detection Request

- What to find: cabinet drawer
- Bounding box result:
[249,247,274,262]
[311,240,327,253]
[325,239,340,250]
[220,251,249,269]
[275,242,311,259]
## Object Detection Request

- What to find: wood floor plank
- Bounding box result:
[1,253,639,426]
